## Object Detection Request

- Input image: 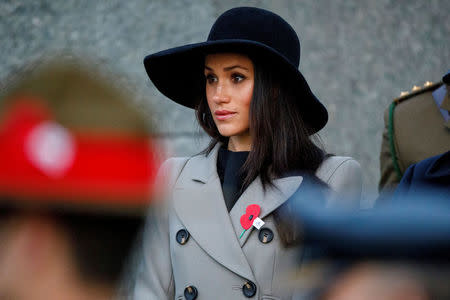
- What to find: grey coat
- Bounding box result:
[133,144,362,300]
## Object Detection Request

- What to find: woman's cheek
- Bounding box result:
[244,81,254,104]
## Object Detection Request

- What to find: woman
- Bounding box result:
[134,7,362,300]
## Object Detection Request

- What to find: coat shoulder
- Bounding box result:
[316,156,361,184]
[157,156,190,189]
[317,156,362,207]
[158,156,190,176]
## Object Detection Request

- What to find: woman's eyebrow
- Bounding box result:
[224,65,249,71]
[204,65,249,71]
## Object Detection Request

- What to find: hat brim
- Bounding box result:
[144,39,328,133]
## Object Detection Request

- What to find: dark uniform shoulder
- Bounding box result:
[393,81,442,104]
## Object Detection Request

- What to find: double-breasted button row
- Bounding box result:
[184,285,198,300]
[183,282,255,298]
[178,228,272,244]
[176,229,190,245]
[242,281,257,298]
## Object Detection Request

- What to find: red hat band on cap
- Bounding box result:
[0,97,160,206]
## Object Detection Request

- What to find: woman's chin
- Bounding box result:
[216,127,234,138]
[217,130,242,138]
[216,124,250,140]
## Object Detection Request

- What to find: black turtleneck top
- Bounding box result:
[216,147,249,212]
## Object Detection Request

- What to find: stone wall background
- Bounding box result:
[1,0,449,204]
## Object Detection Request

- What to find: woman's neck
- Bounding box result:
[228,134,252,152]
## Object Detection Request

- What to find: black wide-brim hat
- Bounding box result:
[144,7,328,133]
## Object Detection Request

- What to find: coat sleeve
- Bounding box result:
[322,157,363,208]
[133,158,184,300]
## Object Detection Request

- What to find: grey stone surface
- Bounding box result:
[1,0,449,203]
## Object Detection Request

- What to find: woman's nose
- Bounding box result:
[212,82,230,103]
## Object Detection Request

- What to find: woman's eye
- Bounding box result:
[232,73,245,83]
[205,74,217,84]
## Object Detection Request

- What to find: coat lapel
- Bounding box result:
[172,144,256,281]
[229,175,303,247]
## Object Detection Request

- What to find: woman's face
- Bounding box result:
[204,53,254,145]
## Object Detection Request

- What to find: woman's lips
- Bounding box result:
[214,110,236,120]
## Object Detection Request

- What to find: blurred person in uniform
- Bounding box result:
[288,187,450,300]
[379,70,450,194]
[0,57,160,300]
[317,262,446,300]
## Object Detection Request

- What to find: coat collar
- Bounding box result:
[229,175,303,247]
[172,143,303,280]
[188,145,219,184]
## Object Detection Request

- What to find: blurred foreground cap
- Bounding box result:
[0,57,161,216]
[297,200,450,260]
[293,192,450,260]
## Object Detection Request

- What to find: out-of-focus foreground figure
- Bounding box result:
[0,57,160,300]
[289,184,450,300]
[320,262,446,300]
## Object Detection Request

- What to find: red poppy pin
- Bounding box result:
[239,204,265,238]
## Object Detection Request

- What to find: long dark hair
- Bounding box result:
[196,53,327,246]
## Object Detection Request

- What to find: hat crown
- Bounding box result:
[207,7,300,67]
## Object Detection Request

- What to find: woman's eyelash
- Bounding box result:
[232,73,245,82]
[205,74,216,82]
[204,73,246,83]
